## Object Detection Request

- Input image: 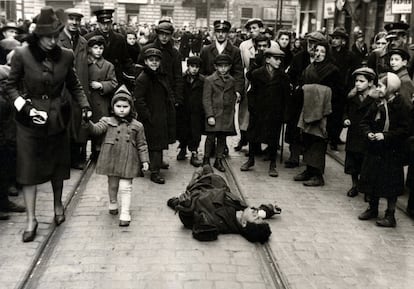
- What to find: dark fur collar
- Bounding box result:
[28,43,62,62]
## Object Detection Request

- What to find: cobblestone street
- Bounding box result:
[1,138,414,289]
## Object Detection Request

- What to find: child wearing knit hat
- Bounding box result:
[88,85,149,226]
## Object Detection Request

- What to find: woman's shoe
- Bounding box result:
[54,213,66,226]
[119,220,130,227]
[22,220,38,242]
[109,209,119,215]
[346,187,358,197]
[151,173,165,184]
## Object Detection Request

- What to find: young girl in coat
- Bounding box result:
[89,85,149,226]
[343,68,377,198]
[358,72,410,227]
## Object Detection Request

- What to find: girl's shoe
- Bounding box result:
[22,220,38,242]
[119,220,130,227]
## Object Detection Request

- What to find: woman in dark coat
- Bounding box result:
[358,72,410,227]
[240,47,290,177]
[6,7,90,242]
[294,41,341,186]
[134,48,176,184]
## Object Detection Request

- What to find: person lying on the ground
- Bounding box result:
[167,164,281,243]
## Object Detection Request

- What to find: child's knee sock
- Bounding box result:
[119,179,132,221]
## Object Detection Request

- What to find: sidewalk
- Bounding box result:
[0,169,84,289]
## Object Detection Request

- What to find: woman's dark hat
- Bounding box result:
[352,67,376,80]
[244,18,263,29]
[87,35,106,47]
[187,56,202,66]
[94,9,115,23]
[329,27,349,39]
[143,47,162,59]
[33,6,64,36]
[388,48,410,61]
[214,54,232,65]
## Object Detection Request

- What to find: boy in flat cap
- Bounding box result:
[58,8,90,169]
[343,67,377,198]
[85,9,134,87]
[202,54,239,172]
[87,35,118,159]
[240,47,289,177]
[134,48,176,184]
[176,56,205,167]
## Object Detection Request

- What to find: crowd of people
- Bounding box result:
[1,6,414,244]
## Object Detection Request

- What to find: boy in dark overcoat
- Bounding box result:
[134,48,176,184]
[240,47,290,177]
[343,68,377,198]
[87,35,118,157]
[202,54,240,172]
[176,56,204,167]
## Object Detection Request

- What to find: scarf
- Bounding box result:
[303,58,338,85]
[28,42,62,62]
[375,94,397,133]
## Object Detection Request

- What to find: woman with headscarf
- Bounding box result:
[294,41,341,186]
[6,7,91,242]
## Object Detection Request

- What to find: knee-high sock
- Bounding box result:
[119,179,133,221]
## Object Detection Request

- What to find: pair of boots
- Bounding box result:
[177,148,202,167]
[240,157,278,177]
[294,168,325,186]
[203,157,225,172]
[108,179,132,227]
[358,204,396,227]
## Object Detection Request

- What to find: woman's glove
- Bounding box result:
[207,117,215,126]
[142,162,149,172]
[29,108,48,125]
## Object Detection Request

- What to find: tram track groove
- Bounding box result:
[223,158,291,289]
[17,160,96,289]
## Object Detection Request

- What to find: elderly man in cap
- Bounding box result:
[237,18,279,153]
[200,19,244,156]
[85,9,134,86]
[284,31,326,168]
[328,27,359,151]
[367,22,414,78]
[58,8,89,169]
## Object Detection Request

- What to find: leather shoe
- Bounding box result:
[240,159,254,171]
[303,176,324,186]
[119,220,130,227]
[190,154,202,167]
[22,220,38,242]
[376,210,396,227]
[8,185,19,196]
[0,200,26,213]
[151,173,165,184]
[294,170,311,181]
[268,162,278,177]
[213,159,225,172]
[358,207,378,220]
[177,148,186,161]
[346,187,358,197]
[167,197,179,209]
[109,209,119,215]
[160,161,169,169]
[54,213,66,226]
[71,162,86,170]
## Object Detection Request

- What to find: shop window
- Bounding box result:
[161,6,174,18]
[241,7,253,19]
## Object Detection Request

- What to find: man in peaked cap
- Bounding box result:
[58,8,90,169]
[85,9,134,87]
[200,19,244,156]
[237,18,279,153]
[368,21,414,78]
[329,27,359,151]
